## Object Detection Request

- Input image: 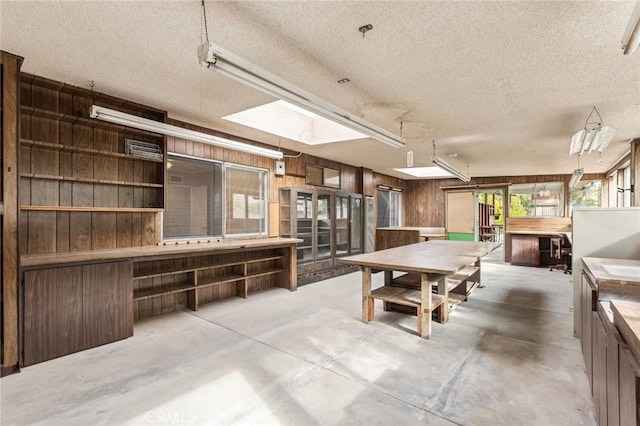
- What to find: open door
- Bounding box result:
[446,191,476,241]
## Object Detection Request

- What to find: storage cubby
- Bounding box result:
[132,248,287,321]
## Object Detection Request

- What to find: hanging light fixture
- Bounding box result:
[90,105,284,160]
[569,106,616,156]
[622,0,640,55]
[431,140,471,182]
[196,2,405,149]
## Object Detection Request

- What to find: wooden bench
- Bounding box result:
[368,285,446,336]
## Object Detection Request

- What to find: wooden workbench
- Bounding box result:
[340,240,500,338]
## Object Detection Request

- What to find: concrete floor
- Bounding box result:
[1,249,596,425]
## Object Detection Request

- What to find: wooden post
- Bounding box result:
[361,266,372,323]
[1,51,23,376]
[437,275,448,324]
[420,273,434,338]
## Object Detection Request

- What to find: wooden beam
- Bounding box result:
[2,51,23,374]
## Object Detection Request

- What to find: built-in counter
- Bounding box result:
[20,238,300,367]
[506,230,571,267]
[581,257,640,425]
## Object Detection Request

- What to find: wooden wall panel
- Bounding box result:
[70,211,91,251]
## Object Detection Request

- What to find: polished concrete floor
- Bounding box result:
[1,249,596,425]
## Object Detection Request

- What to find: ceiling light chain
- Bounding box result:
[201,0,210,44]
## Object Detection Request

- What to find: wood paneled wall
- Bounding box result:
[19,74,166,255]
[404,173,606,227]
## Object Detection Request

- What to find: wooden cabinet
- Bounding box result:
[592,311,607,425]
[280,188,361,285]
[582,271,597,391]
[510,234,539,266]
[23,261,133,366]
[583,302,640,426]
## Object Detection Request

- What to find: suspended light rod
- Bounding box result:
[432,156,471,182]
[90,105,283,160]
[198,42,406,149]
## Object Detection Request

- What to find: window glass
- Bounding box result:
[376,188,402,227]
[569,180,602,213]
[509,182,564,217]
[164,155,223,239]
[225,165,268,236]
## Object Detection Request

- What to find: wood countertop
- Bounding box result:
[610,300,640,362]
[582,257,640,302]
[22,237,302,268]
[340,240,500,274]
[505,230,570,236]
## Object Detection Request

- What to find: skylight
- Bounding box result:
[222,100,367,145]
[393,166,457,179]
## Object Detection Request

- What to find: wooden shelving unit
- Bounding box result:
[132,252,286,320]
[19,73,167,254]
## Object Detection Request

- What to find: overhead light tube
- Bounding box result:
[90,105,283,160]
[569,168,584,188]
[622,0,640,55]
[198,42,406,149]
[432,156,471,182]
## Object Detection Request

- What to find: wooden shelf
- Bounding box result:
[20,106,162,138]
[21,139,164,163]
[197,274,245,288]
[248,268,283,279]
[134,283,194,301]
[21,205,163,213]
[246,256,283,264]
[21,173,163,188]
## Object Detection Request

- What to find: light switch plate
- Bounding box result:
[275,160,285,176]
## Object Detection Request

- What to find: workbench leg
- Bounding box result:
[420,273,433,338]
[361,266,372,323]
[437,276,449,324]
[383,270,393,311]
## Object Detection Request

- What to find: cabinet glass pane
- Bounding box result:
[350,196,362,254]
[336,196,349,256]
[279,189,292,237]
[297,192,313,261]
[316,194,332,259]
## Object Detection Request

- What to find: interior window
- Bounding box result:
[376,188,402,227]
[509,182,564,217]
[164,155,223,239]
[225,164,268,236]
[569,180,602,213]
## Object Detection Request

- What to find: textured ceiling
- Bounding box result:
[2,1,639,180]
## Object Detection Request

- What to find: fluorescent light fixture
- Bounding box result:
[90,105,283,160]
[432,156,471,182]
[569,125,616,156]
[197,42,406,148]
[569,168,584,188]
[622,0,640,55]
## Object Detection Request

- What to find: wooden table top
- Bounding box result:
[340,240,500,274]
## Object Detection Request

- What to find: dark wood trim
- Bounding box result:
[1,51,23,372]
